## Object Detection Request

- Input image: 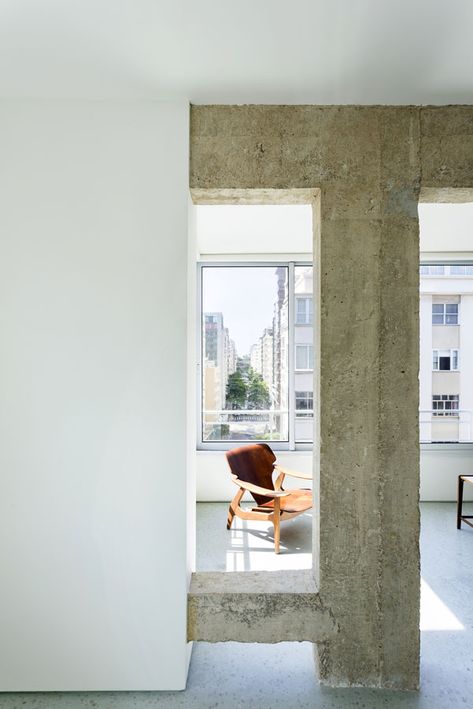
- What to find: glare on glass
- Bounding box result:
[201,266,289,442]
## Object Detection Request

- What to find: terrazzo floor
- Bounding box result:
[0,503,472,708]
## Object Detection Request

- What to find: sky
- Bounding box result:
[202,266,284,356]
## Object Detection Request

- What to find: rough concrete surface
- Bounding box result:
[188,570,336,643]
[189,105,473,690]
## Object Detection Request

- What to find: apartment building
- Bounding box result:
[203,313,237,413]
[420,264,473,442]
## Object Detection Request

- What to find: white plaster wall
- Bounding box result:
[0,101,190,690]
[420,446,473,501]
[196,450,473,502]
[196,451,314,501]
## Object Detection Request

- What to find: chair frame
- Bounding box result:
[457,474,473,529]
[227,464,312,553]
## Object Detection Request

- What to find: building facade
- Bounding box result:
[420,265,473,442]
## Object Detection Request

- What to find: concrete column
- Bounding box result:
[316,109,420,689]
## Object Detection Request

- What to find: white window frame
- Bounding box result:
[295,390,313,418]
[295,296,313,325]
[197,261,313,451]
[295,344,314,371]
[432,394,460,417]
[432,302,459,325]
[432,349,459,371]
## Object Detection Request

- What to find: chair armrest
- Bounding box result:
[273,464,313,481]
[231,475,290,498]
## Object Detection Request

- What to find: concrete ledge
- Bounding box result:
[187,570,338,643]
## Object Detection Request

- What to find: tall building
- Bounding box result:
[249,328,273,392]
[420,264,473,442]
[272,267,289,429]
[203,313,237,413]
[249,341,262,373]
[294,266,314,442]
[260,328,274,392]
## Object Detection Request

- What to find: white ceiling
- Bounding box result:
[1,0,473,103]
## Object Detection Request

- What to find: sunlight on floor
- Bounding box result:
[420,577,464,631]
[224,516,312,571]
[197,503,312,572]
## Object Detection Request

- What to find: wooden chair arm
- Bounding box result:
[273,464,313,481]
[231,475,290,498]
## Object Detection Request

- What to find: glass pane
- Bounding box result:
[201,266,288,442]
[430,265,445,275]
[450,265,465,275]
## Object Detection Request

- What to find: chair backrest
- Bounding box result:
[225,443,276,506]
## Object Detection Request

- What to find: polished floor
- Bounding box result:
[1,503,472,708]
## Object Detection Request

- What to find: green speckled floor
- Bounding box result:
[0,503,472,708]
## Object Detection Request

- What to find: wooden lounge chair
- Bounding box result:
[225,443,312,553]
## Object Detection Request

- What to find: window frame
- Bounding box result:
[432,348,459,371]
[197,261,313,451]
[295,343,314,371]
[295,296,313,325]
[432,302,459,325]
[432,394,460,417]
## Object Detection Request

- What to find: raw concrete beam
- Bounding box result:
[188,571,338,643]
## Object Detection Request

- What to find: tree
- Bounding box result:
[225,370,247,409]
[247,370,271,410]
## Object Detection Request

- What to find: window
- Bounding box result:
[296,296,313,325]
[199,263,313,448]
[432,349,459,371]
[421,264,445,275]
[432,303,459,325]
[295,344,314,371]
[450,264,473,275]
[295,391,313,417]
[432,395,459,417]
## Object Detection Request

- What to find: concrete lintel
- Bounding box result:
[187,571,337,643]
[190,187,319,205]
[420,187,473,203]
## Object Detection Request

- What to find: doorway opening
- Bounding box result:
[189,189,319,575]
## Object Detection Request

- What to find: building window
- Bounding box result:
[432,349,459,371]
[295,296,313,325]
[199,263,313,448]
[295,391,313,417]
[295,344,314,371]
[432,303,459,325]
[432,395,459,416]
[421,264,446,276]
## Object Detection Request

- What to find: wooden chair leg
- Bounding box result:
[457,475,464,529]
[273,498,281,554]
[227,488,244,530]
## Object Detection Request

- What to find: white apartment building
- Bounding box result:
[249,340,262,373]
[294,265,314,442]
[420,264,473,442]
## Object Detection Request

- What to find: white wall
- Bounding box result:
[421,446,473,501]
[197,451,313,501]
[0,101,190,690]
[196,450,473,502]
